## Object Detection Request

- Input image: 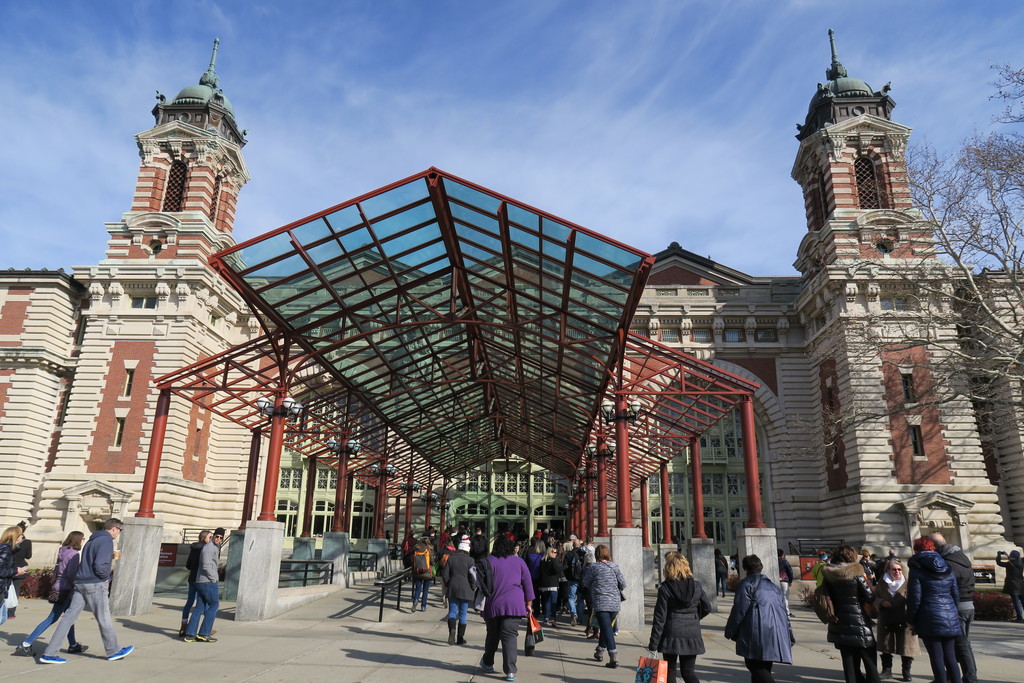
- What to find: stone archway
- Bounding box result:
[61,480,133,534]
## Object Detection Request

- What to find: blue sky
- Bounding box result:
[2,1,1022,276]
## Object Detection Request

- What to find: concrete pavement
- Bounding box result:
[1,584,1019,682]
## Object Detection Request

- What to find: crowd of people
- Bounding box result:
[3,517,1020,681]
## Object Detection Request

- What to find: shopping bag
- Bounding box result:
[528,612,545,643]
[635,655,668,683]
[5,584,18,610]
[524,628,535,655]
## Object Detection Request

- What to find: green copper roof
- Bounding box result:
[172,38,235,117]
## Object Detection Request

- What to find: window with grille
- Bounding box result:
[131,296,158,309]
[692,329,712,343]
[724,329,744,343]
[316,467,337,490]
[754,329,777,343]
[162,160,189,212]
[881,297,909,311]
[854,157,883,209]
[209,175,221,222]
[817,176,830,229]
[661,329,679,343]
[279,468,302,489]
[901,373,916,402]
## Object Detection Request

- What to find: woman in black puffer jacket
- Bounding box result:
[820,545,880,683]
[906,537,961,683]
[648,552,712,683]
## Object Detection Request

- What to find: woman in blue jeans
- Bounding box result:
[538,546,565,626]
[16,531,86,656]
[441,539,476,645]
[580,544,627,669]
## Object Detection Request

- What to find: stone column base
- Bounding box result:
[610,527,644,632]
[322,532,350,587]
[110,517,164,616]
[236,520,284,621]
[223,528,244,601]
[688,537,718,612]
[737,527,779,588]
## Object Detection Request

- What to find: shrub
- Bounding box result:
[17,568,55,599]
[726,573,741,592]
[973,590,1015,621]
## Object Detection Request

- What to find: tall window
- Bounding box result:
[817,176,830,228]
[901,373,916,402]
[113,418,126,447]
[909,426,926,459]
[122,369,135,397]
[854,157,883,209]
[162,160,189,212]
[276,499,298,536]
[209,175,222,222]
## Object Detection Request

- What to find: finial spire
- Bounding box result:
[199,38,221,89]
[825,29,848,81]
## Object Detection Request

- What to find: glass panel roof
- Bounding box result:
[209,168,654,478]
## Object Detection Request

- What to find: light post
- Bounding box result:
[327,436,361,533]
[397,480,421,539]
[420,491,439,531]
[255,394,304,522]
[577,463,597,539]
[600,395,643,529]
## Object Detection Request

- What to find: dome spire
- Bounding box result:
[199,38,220,89]
[825,29,848,81]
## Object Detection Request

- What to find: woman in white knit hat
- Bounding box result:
[442,538,478,645]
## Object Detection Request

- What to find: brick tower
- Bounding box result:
[29,40,259,555]
[790,31,1004,555]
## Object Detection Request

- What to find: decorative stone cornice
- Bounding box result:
[0,347,76,375]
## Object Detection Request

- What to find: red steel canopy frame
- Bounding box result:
[144,168,763,528]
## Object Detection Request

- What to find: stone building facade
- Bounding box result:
[0,41,1019,568]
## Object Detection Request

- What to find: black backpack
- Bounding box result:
[567,548,585,581]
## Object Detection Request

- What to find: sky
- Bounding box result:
[1,1,1022,277]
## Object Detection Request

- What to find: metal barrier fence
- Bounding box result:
[279,559,334,587]
[373,568,411,622]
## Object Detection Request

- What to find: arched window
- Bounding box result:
[209,174,222,222]
[854,157,883,209]
[493,504,528,516]
[454,503,489,516]
[162,160,189,212]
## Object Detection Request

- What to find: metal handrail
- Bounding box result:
[373,568,411,622]
[279,559,334,587]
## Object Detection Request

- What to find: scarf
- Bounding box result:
[882,571,905,596]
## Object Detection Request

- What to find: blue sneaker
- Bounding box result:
[506,676,516,681]
[107,645,134,661]
[479,659,495,673]
[39,655,67,665]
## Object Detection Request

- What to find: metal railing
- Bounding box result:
[373,568,411,622]
[348,550,378,573]
[279,559,334,588]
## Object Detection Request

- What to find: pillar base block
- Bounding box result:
[110,517,164,616]
[737,526,779,592]
[688,537,718,612]
[322,532,350,587]
[236,520,284,621]
[609,527,644,632]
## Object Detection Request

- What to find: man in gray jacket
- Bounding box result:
[39,519,134,665]
[931,531,977,683]
[184,527,224,643]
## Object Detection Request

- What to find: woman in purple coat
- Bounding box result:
[480,534,535,682]
[15,531,87,656]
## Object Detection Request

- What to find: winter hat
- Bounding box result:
[569,535,578,541]
[459,540,471,552]
[213,527,226,537]
[1011,550,1021,560]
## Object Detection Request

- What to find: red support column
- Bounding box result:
[257,395,286,521]
[137,388,171,518]
[660,462,672,544]
[331,450,349,532]
[640,478,650,548]
[341,474,354,532]
[439,503,447,534]
[424,499,433,531]
[300,454,317,537]
[372,474,387,539]
[740,396,766,528]
[613,397,634,528]
[240,429,262,529]
[690,436,707,538]
[392,495,401,541]
[585,481,595,539]
[404,472,414,537]
[596,456,609,537]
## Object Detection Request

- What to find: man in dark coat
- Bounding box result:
[931,532,977,683]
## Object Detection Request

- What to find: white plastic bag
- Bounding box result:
[5,582,18,610]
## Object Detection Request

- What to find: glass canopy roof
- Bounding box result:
[206,168,655,480]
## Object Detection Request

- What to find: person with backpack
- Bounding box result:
[411,536,434,612]
[714,549,729,598]
[565,538,585,626]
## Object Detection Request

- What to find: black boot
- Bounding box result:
[901,657,912,682]
[447,618,457,646]
[456,622,467,645]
